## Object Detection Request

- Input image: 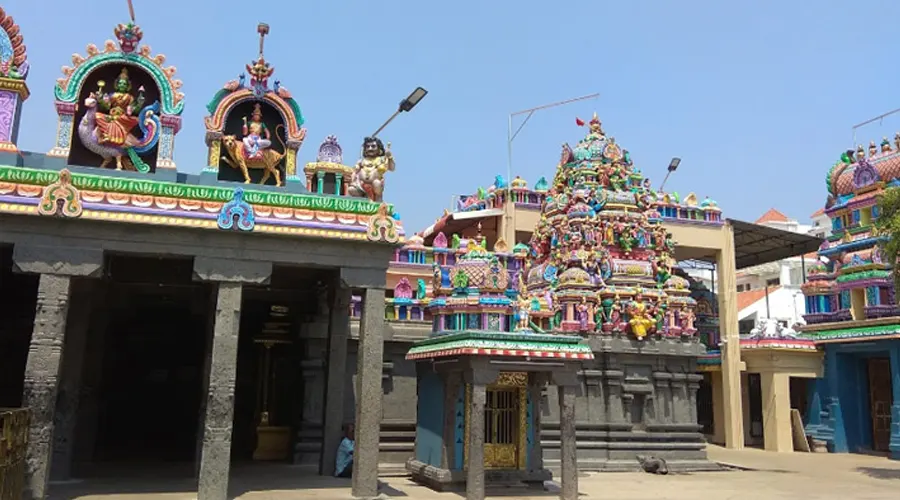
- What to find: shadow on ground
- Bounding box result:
[48,463,394,500]
[856,467,900,480]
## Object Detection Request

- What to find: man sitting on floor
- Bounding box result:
[335,423,355,478]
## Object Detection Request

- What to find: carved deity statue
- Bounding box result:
[629,301,654,341]
[94,67,145,147]
[348,136,395,202]
[515,292,531,331]
[242,103,272,159]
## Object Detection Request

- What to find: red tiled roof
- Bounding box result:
[737,286,780,311]
[755,208,790,224]
[810,208,826,218]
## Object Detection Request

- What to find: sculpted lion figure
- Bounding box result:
[220,123,287,186]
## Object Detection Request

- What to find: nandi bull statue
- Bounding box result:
[348,136,395,202]
[747,317,799,339]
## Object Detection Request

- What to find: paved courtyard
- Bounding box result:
[48,446,900,500]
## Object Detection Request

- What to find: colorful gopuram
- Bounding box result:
[517,113,712,469]
[0,11,408,500]
[802,139,900,458]
[405,228,590,497]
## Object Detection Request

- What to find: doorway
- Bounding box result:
[90,257,210,466]
[697,374,713,435]
[866,358,892,452]
[0,247,39,408]
[747,373,763,443]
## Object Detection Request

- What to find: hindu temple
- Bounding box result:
[0,10,409,500]
[515,113,714,470]
[802,139,900,457]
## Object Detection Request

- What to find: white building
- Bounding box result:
[683,209,819,334]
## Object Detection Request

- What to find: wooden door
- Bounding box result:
[867,358,892,452]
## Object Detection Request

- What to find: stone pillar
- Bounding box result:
[322,285,351,476]
[527,375,547,472]
[652,372,673,424]
[760,372,792,453]
[352,287,386,498]
[197,282,242,500]
[605,369,626,424]
[716,222,745,450]
[21,274,72,500]
[50,281,96,480]
[687,373,703,425]
[554,373,579,500]
[296,350,326,465]
[14,245,103,500]
[466,381,487,500]
[193,257,271,500]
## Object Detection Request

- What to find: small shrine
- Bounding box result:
[405,229,590,498]
[303,135,353,194]
[203,23,307,187]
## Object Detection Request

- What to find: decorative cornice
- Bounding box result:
[0,77,28,99]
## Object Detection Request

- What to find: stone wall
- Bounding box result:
[540,338,716,471]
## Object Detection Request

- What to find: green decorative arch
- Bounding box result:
[54,52,184,116]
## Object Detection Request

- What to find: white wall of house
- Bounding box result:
[808,211,831,239]
[682,208,822,327]
[737,285,806,327]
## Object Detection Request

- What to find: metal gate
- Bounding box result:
[484,388,519,469]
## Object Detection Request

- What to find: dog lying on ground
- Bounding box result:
[636,455,670,475]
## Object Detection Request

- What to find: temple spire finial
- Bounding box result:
[257,23,270,59]
[127,0,136,22]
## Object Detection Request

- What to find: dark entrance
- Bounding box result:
[747,373,763,444]
[867,358,892,452]
[88,256,210,466]
[0,246,39,408]
[697,373,714,435]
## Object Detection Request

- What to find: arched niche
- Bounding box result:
[48,23,185,170]
[216,99,287,186]
[66,62,162,172]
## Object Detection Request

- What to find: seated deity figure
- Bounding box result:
[242,103,271,159]
[94,67,145,147]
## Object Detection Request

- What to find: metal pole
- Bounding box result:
[659,170,674,193]
[801,255,807,284]
[764,285,771,319]
[372,109,402,138]
[851,106,900,147]
[506,93,599,243]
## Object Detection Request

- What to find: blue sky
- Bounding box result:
[10,0,900,232]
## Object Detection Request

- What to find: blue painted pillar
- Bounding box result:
[826,349,849,453]
[889,346,900,460]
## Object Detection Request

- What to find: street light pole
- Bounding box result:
[506,93,599,243]
[372,87,428,138]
